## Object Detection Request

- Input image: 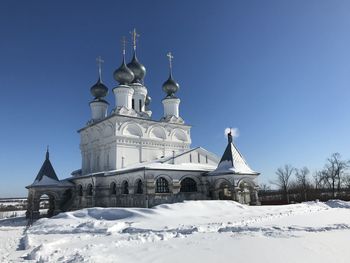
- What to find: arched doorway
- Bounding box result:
[218,181,232,200]
[38,193,56,218]
[237,180,257,205]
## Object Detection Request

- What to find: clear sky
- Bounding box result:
[1,0,350,197]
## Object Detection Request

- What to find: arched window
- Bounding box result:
[136,179,143,194]
[122,181,129,195]
[156,177,169,193]
[87,184,93,196]
[110,182,117,195]
[78,185,83,196]
[180,178,197,192]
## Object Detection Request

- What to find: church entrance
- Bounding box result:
[237,181,256,205]
[38,194,56,218]
[218,182,232,200]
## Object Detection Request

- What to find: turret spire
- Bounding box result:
[228,130,233,143]
[46,145,49,160]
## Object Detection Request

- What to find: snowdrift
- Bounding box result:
[1,200,350,263]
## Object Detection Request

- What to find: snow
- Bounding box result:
[1,200,350,262]
[210,143,257,175]
[30,175,73,187]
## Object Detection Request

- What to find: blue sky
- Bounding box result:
[1,0,350,197]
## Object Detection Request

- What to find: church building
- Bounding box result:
[26,30,260,219]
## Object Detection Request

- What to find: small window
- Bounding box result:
[87,184,93,196]
[156,177,169,193]
[106,153,109,170]
[78,185,83,196]
[136,180,143,194]
[96,155,100,171]
[139,99,142,111]
[198,153,201,163]
[206,155,208,164]
[189,154,192,163]
[132,99,135,109]
[110,182,117,195]
[122,181,129,195]
[180,178,197,192]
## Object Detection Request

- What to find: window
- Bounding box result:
[122,181,129,194]
[198,153,201,163]
[87,184,93,196]
[189,154,192,163]
[139,99,142,111]
[180,178,197,192]
[206,155,208,164]
[136,180,143,194]
[156,177,170,193]
[132,99,135,109]
[105,152,109,170]
[96,155,100,171]
[78,185,83,196]
[110,182,117,195]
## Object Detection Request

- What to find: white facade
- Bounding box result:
[79,114,192,174]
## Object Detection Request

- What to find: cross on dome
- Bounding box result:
[121,36,127,55]
[96,56,104,80]
[167,52,174,74]
[130,28,140,51]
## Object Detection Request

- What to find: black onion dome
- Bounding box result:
[90,78,108,98]
[162,73,179,97]
[113,57,135,85]
[127,52,146,83]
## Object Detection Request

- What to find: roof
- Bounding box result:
[34,150,59,182]
[208,132,259,176]
[27,150,74,188]
[77,112,191,133]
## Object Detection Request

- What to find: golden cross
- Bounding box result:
[96,56,104,80]
[167,52,174,71]
[130,28,140,50]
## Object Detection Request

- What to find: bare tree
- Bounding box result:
[313,170,324,190]
[259,183,271,191]
[322,153,350,197]
[343,174,350,190]
[272,164,295,203]
[295,167,310,201]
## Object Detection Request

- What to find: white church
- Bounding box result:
[26,30,260,219]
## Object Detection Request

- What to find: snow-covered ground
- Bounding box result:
[0,200,349,263]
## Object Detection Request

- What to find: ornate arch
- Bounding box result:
[170,128,187,142]
[120,122,144,137]
[148,125,167,140]
[236,178,256,188]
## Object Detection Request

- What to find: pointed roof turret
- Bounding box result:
[209,130,258,175]
[34,148,59,183]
